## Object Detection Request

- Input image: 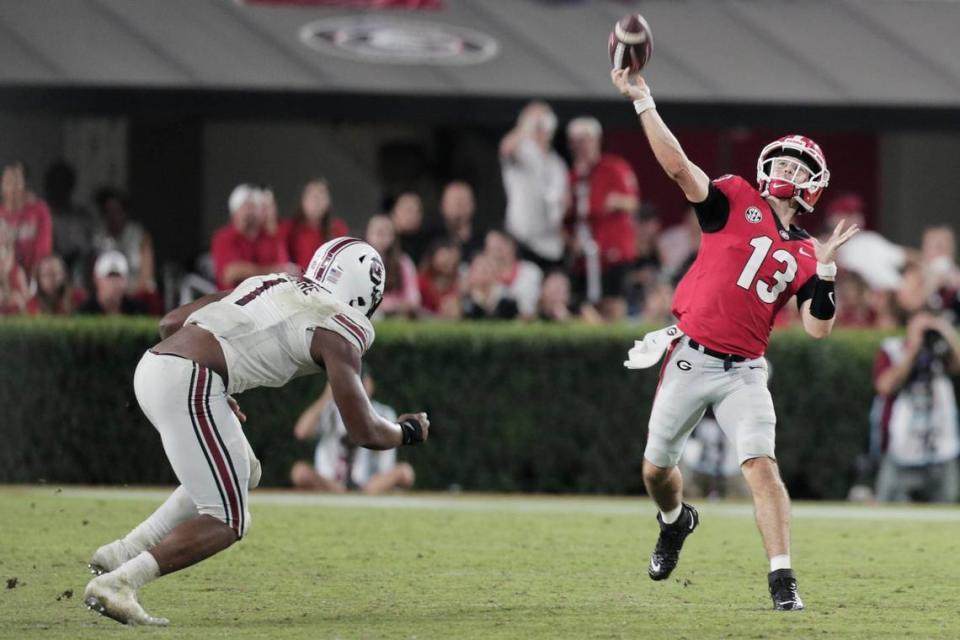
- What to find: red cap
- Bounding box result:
[826,193,864,217]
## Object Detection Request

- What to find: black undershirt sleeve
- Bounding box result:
[796,275,818,309]
[690,183,730,233]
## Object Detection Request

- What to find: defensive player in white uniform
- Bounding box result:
[83,237,430,626]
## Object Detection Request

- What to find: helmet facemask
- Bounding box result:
[757,136,830,213]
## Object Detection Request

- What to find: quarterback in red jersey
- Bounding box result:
[613,68,858,611]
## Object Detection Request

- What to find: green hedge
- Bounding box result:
[0,317,888,498]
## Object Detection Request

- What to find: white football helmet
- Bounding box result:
[756,134,830,213]
[305,237,385,318]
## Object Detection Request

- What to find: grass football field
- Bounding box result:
[1,486,958,639]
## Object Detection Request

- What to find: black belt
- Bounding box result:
[687,338,747,371]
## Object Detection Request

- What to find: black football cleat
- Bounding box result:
[648,502,699,581]
[768,568,805,611]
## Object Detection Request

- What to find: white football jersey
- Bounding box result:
[186,274,375,394]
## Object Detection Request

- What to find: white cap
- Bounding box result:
[94,250,129,278]
[567,116,602,139]
[228,184,258,213]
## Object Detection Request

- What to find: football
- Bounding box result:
[608,13,653,73]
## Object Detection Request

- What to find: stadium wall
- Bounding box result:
[0,318,884,499]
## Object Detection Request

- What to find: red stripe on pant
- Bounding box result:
[653,339,680,398]
[192,366,241,537]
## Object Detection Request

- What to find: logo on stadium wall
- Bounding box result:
[744,207,762,224]
[300,17,499,66]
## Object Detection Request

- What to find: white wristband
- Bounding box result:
[816,261,837,279]
[633,96,656,115]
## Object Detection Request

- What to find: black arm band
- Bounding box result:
[399,419,424,446]
[809,278,836,320]
[691,184,730,233]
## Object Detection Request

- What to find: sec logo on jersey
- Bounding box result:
[745,207,762,224]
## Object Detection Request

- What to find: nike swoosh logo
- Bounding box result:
[799,248,813,257]
[829,292,835,306]
[650,560,661,572]
[749,365,763,370]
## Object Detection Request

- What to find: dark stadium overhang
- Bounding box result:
[1,0,959,127]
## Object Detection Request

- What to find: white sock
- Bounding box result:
[770,554,791,572]
[660,504,683,524]
[123,486,197,553]
[114,552,160,589]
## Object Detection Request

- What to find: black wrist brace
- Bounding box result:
[399,419,424,446]
[810,277,836,320]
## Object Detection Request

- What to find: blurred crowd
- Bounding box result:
[3,103,960,332]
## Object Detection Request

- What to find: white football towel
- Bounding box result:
[623,324,684,369]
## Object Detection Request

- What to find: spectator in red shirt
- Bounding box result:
[0,161,52,276]
[565,117,640,321]
[0,218,27,315]
[211,184,295,290]
[278,178,349,272]
[417,239,462,319]
[26,254,86,315]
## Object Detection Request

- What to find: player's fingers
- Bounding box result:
[840,225,860,242]
[832,219,846,237]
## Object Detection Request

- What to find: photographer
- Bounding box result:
[872,309,960,502]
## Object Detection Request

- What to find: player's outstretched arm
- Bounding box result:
[158,290,232,339]
[610,69,709,203]
[312,329,430,451]
[800,220,860,339]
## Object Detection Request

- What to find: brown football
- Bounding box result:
[608,13,653,73]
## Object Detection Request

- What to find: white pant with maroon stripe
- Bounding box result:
[645,336,777,469]
[134,351,251,538]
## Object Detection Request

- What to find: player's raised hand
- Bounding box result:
[811,218,859,265]
[611,68,650,101]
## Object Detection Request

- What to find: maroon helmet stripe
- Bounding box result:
[312,238,362,282]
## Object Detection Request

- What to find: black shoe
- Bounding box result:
[768,568,804,611]
[648,502,699,581]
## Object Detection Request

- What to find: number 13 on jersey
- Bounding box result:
[736,236,798,304]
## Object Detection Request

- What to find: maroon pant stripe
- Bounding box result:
[192,366,241,537]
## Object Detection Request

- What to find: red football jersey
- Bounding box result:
[673,174,818,358]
